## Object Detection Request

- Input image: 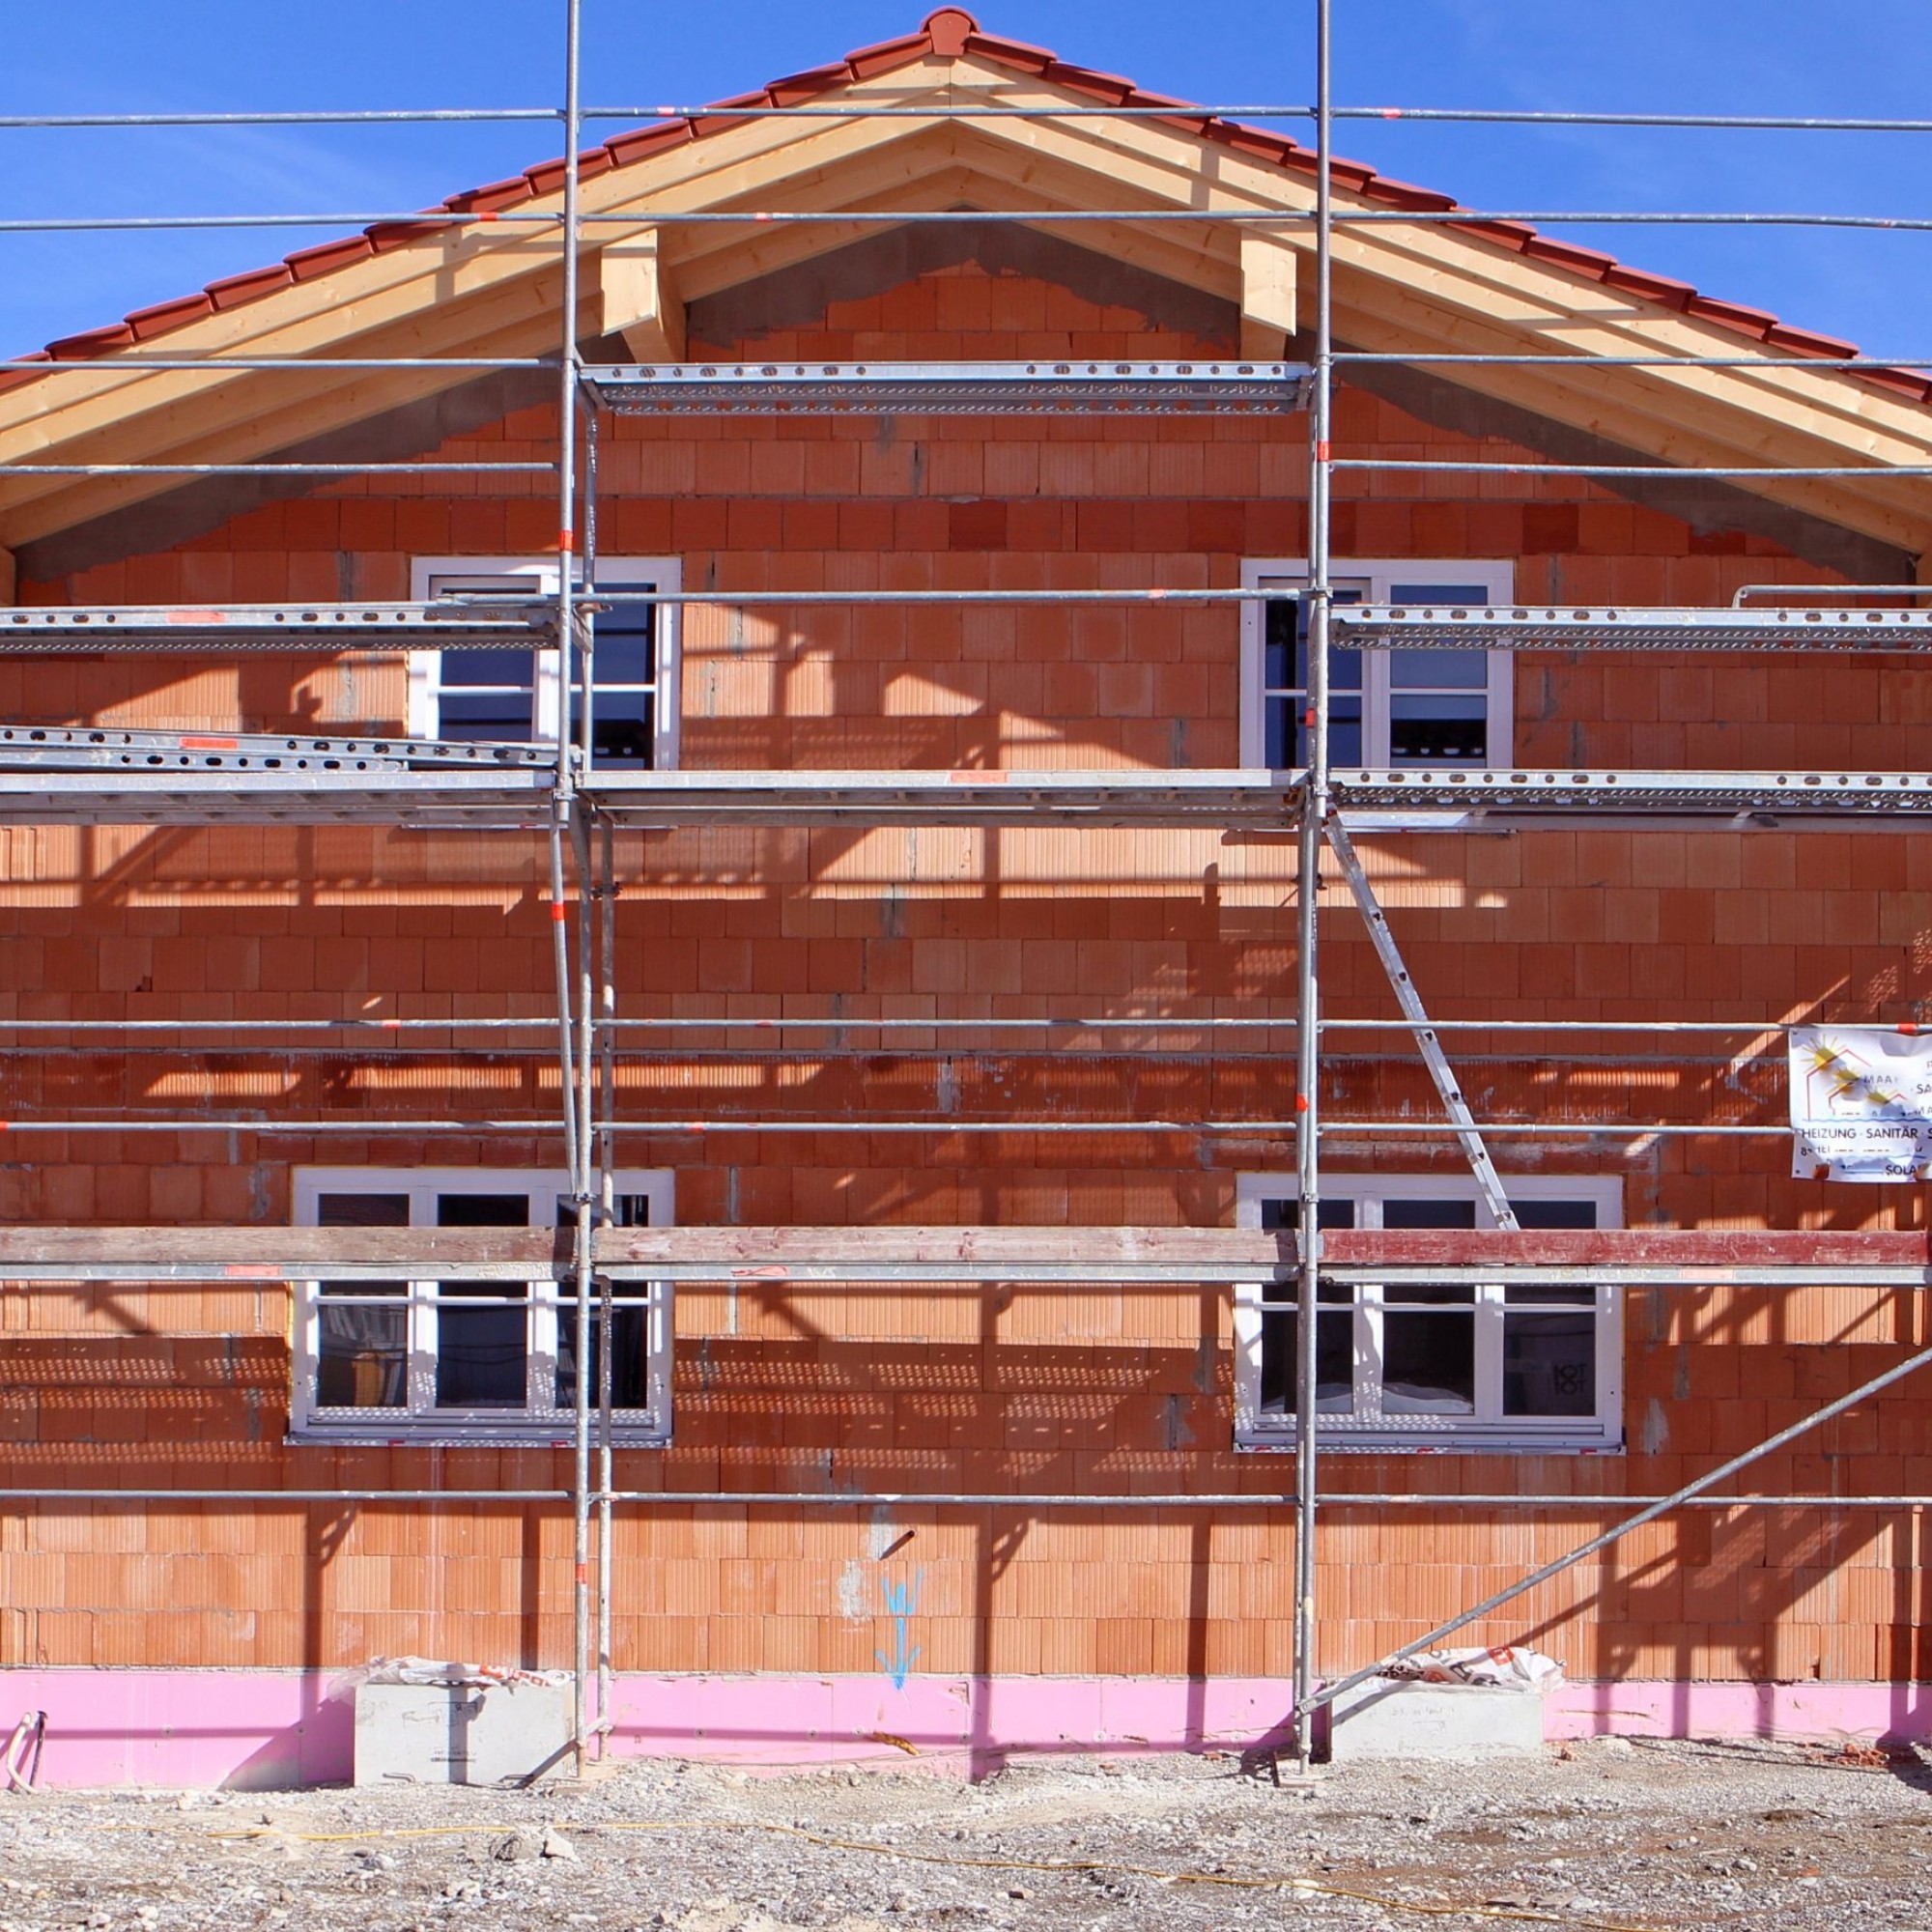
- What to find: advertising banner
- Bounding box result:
[1790,1026,1932,1181]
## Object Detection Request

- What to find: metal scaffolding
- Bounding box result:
[4,0,1932,1780]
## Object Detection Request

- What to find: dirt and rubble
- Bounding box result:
[4,1736,1931,1932]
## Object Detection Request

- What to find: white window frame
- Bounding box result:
[1233,1172,1624,1454]
[1238,558,1515,770]
[290,1166,674,1444]
[409,555,681,769]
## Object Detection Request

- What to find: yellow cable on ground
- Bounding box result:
[205,1816,1666,1932]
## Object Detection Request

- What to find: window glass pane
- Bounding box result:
[1264,694,1363,768]
[1503,1311,1596,1415]
[1379,1198,1476,1304]
[317,1302,407,1407]
[587,694,654,768]
[586,600,657,685]
[441,648,532,690]
[1264,600,1295,691]
[315,1193,409,1408]
[1387,696,1488,763]
[1264,694,1291,768]
[1387,583,1493,606]
[1381,1312,1475,1412]
[1257,1196,1355,1414]
[1329,701,1364,768]
[1507,1198,1602,1302]
[435,1193,529,1409]
[1388,649,1490,690]
[555,1201,651,1410]
[437,696,535,741]
[1260,1306,1355,1414]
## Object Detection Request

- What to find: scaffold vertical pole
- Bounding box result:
[555,0,591,1780]
[570,805,599,1767]
[595,812,619,1752]
[1290,0,1335,1773]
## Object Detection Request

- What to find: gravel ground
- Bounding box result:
[3,1736,1929,1932]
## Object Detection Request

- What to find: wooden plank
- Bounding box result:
[599,228,685,360]
[1240,230,1297,358]
[0,1223,1925,1286]
[0,1226,570,1279]
[0,547,14,603]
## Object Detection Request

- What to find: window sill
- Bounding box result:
[287,1426,671,1448]
[1237,1435,1625,1456]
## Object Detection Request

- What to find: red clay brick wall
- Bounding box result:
[4,260,1928,1689]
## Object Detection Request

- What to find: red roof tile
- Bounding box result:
[15,5,1931,410]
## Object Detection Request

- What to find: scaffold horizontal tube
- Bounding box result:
[22,208,1932,234]
[1331,353,1932,369]
[14,102,1932,133]
[0,462,553,476]
[1329,459,1932,477]
[4,1489,1931,1511]
[0,357,554,373]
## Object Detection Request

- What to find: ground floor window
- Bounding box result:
[1234,1173,1623,1453]
[290,1167,672,1443]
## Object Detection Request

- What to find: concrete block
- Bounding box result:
[353,1682,571,1787]
[1322,1679,1546,1760]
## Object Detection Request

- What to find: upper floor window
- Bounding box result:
[290,1166,673,1443]
[409,556,680,769]
[1239,559,1514,770]
[1233,1172,1623,1454]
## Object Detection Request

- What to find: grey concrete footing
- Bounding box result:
[1322,1679,1546,1759]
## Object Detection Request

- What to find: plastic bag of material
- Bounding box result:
[362,1656,571,1690]
[1381,1645,1566,1691]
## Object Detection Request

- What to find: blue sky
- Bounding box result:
[3,1,1929,365]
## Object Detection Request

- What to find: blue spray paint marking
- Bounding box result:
[876,1569,923,1690]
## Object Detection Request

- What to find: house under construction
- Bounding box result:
[5,5,1932,1786]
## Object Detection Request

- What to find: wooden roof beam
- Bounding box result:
[597,226,686,361]
[1240,229,1297,358]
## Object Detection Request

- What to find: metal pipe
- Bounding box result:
[1733,583,1932,606]
[1289,0,1336,1775]
[14,208,1932,234]
[568,806,598,1772]
[554,0,591,1781]
[0,109,564,128]
[582,104,1932,131]
[0,1117,1803,1135]
[1328,460,1932,478]
[0,1018,589,1033]
[0,1017,1776,1037]
[595,814,619,1757]
[584,589,1277,605]
[10,1487,1932,1508]
[1301,1333,1932,1720]
[1,357,554,372]
[0,462,552,476]
[1331,353,1932,369]
[11,102,1932,133]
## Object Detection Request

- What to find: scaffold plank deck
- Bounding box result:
[1336,605,1932,654]
[3,1224,1921,1286]
[579,359,1315,415]
[1336,767,1932,827]
[586,767,1299,829]
[0,600,555,653]
[0,768,554,826]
